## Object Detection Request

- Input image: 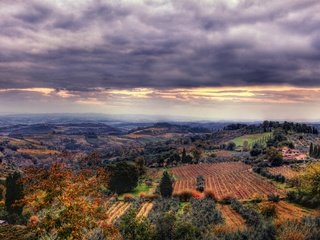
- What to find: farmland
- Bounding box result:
[217,204,246,230]
[105,202,132,224]
[258,201,319,222]
[1,119,320,239]
[172,162,283,200]
[267,165,303,180]
[136,202,153,219]
[230,132,272,147]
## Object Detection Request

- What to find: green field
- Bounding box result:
[118,182,152,200]
[231,132,272,147]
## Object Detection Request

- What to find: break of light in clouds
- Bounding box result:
[1,0,320,120]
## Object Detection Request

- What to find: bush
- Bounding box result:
[190,198,222,229]
[148,199,179,225]
[204,190,217,201]
[173,190,193,202]
[260,203,277,218]
[250,143,263,157]
[119,209,154,240]
[268,194,280,202]
[196,175,205,192]
[278,217,320,240]
[226,142,236,151]
[253,167,286,183]
[231,199,262,227]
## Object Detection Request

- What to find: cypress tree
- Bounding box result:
[314,145,318,158]
[5,172,24,215]
[310,143,314,157]
[159,171,173,197]
[317,145,320,158]
[181,148,187,163]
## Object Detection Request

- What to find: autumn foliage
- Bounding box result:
[21,164,119,239]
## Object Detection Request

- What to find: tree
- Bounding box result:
[309,143,314,156]
[5,172,24,215]
[196,175,205,192]
[159,171,173,198]
[181,148,186,163]
[173,221,202,240]
[243,141,249,152]
[155,212,176,240]
[250,143,263,157]
[135,156,146,176]
[119,209,154,240]
[168,153,181,165]
[267,147,283,166]
[106,162,139,194]
[226,142,236,151]
[191,149,201,163]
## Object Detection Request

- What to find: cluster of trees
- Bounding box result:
[309,143,320,158]
[250,143,264,157]
[266,130,290,148]
[287,162,320,208]
[224,123,248,130]
[144,143,198,167]
[231,199,263,227]
[2,164,117,239]
[261,121,318,134]
[253,167,285,183]
[220,142,236,151]
[224,121,318,136]
[3,172,24,223]
[266,147,283,166]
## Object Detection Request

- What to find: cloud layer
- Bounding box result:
[1,0,320,91]
[1,0,320,119]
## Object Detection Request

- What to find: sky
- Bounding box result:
[1,0,320,120]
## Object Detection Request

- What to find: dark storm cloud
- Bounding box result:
[0,0,320,91]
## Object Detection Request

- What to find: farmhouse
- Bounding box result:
[282,147,306,161]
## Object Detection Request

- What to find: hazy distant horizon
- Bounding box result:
[0,112,320,123]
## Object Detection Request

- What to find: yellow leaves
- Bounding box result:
[22,164,112,239]
[297,162,320,194]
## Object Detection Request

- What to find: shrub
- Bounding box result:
[278,217,320,240]
[173,190,193,202]
[196,175,205,192]
[268,194,280,202]
[221,195,235,204]
[148,199,179,225]
[190,198,223,229]
[260,203,277,218]
[204,190,217,201]
[231,199,262,227]
[253,167,286,183]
